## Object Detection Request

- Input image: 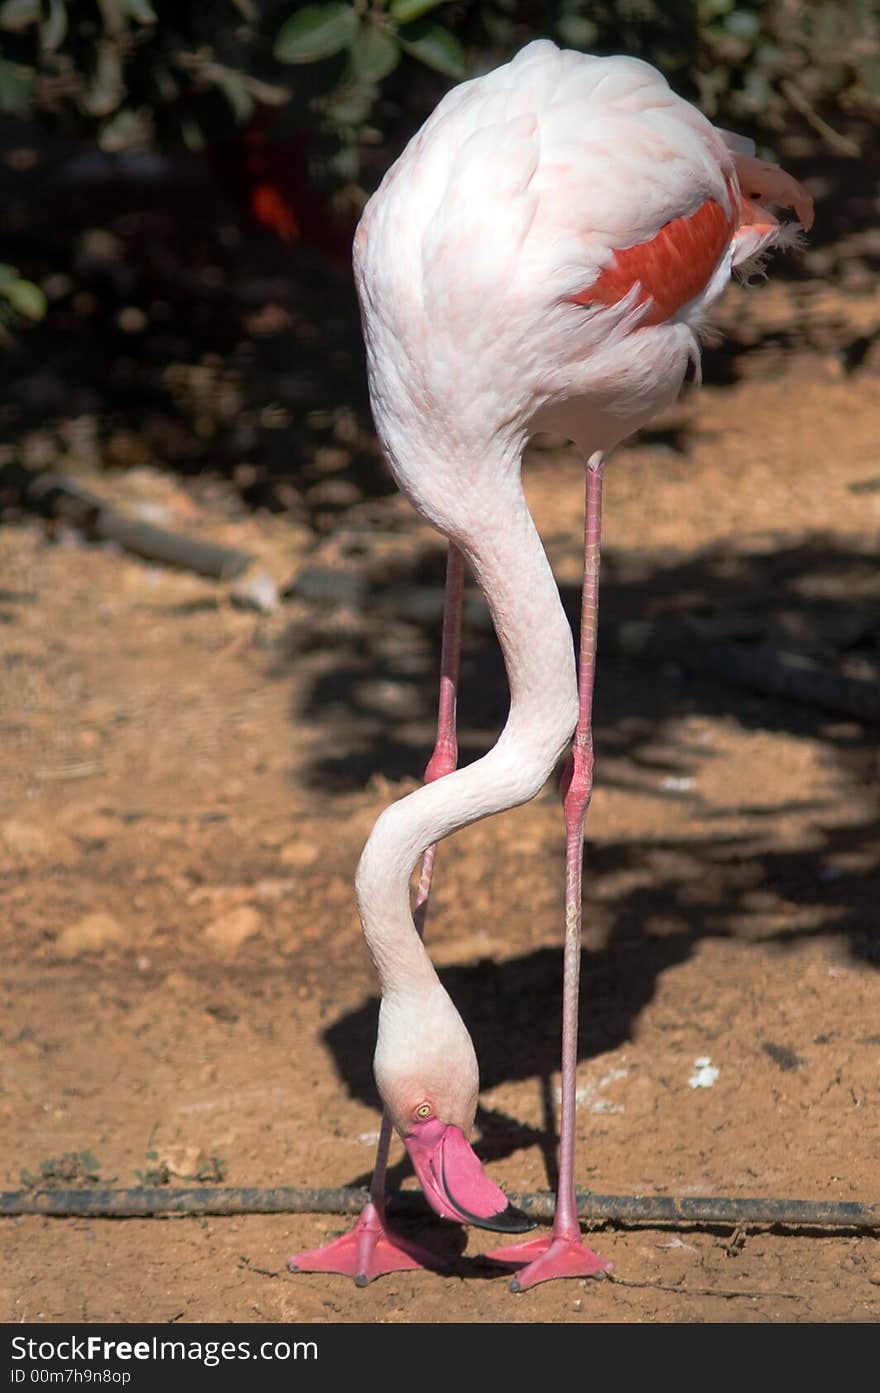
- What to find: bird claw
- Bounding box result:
[289,1202,441,1286]
[483,1232,612,1292]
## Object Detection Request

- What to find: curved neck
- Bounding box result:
[356,470,577,999]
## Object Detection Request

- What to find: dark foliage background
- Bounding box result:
[0,1,876,523]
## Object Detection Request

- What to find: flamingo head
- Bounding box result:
[374,986,534,1233]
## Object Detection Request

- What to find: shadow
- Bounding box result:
[322,927,695,1195]
[0,128,390,537]
[326,932,695,1103]
[285,529,879,1184]
[321,806,879,1190]
[289,532,880,791]
[2,118,877,540]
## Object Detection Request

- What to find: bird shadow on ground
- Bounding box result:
[321,799,879,1198]
[286,531,879,1186]
[289,530,880,797]
[323,935,696,1198]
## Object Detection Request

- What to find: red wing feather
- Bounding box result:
[569,193,735,325]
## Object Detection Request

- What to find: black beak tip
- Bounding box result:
[469,1199,536,1235]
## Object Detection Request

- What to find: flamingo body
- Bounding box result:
[294,39,813,1280]
[355,42,808,478]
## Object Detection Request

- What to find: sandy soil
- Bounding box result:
[2,285,880,1324]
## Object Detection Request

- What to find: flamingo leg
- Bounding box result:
[485,453,612,1291]
[290,543,465,1283]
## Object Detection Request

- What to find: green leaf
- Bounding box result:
[274,4,359,64]
[0,0,38,31]
[326,79,375,125]
[219,75,255,124]
[83,41,123,116]
[40,0,66,51]
[399,20,467,80]
[118,0,158,22]
[389,0,446,21]
[3,277,46,320]
[349,26,399,84]
[0,56,31,111]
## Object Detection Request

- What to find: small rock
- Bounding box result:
[688,1056,719,1089]
[0,820,78,867]
[230,567,279,614]
[186,884,250,908]
[662,775,696,793]
[203,904,262,953]
[252,878,295,900]
[279,841,320,869]
[55,912,126,958]
[156,1145,208,1180]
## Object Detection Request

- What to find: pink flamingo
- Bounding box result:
[291,40,812,1292]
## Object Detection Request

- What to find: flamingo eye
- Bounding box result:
[415,1103,432,1119]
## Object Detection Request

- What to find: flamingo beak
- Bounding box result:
[403,1118,534,1232]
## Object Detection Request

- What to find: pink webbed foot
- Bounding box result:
[484,1231,612,1292]
[289,1202,441,1287]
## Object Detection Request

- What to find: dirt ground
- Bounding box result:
[2,250,880,1323]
